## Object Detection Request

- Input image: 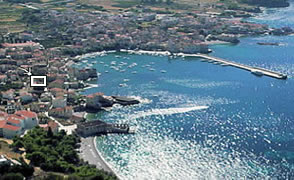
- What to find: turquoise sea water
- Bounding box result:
[77,5,294,179]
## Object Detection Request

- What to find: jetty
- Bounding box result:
[75,120,136,137]
[181,53,287,80]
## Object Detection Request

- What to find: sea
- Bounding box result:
[75,3,294,179]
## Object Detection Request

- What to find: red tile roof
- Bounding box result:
[48,121,58,129]
[39,124,48,128]
[3,124,21,131]
[0,120,7,128]
[15,110,37,118]
[9,114,25,120]
[7,117,21,124]
[50,88,64,92]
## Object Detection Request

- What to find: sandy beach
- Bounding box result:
[79,137,117,176]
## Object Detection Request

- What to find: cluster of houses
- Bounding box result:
[10,6,286,57]
[0,110,38,138]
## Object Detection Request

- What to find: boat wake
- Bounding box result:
[130,106,209,119]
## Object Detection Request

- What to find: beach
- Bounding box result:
[79,137,118,177]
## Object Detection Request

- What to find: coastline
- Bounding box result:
[79,136,120,179]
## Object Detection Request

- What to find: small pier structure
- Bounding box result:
[183,53,287,80]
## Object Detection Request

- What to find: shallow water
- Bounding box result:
[76,4,294,179]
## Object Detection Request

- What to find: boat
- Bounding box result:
[119,83,128,87]
[149,68,155,71]
[251,70,264,76]
[161,70,167,73]
[131,71,137,74]
[257,42,280,46]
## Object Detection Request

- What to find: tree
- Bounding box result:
[47,127,53,137]
[10,140,23,151]
[27,151,46,166]
[0,173,24,180]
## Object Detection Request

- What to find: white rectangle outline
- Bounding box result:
[30,76,47,87]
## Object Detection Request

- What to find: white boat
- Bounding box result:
[119,83,128,87]
[251,70,263,76]
[131,71,137,74]
[149,68,155,71]
[161,70,167,73]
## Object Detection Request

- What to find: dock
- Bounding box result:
[182,53,287,80]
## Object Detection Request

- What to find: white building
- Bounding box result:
[15,110,38,129]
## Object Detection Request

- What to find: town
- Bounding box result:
[0,0,293,179]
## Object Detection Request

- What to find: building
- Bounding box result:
[48,106,72,118]
[76,120,130,137]
[0,119,22,139]
[2,89,15,100]
[0,110,38,138]
[0,75,7,83]
[15,110,38,129]
[76,120,109,137]
[19,92,34,104]
[39,121,59,133]
[52,96,67,108]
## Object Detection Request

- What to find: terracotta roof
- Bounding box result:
[50,88,64,92]
[0,120,7,128]
[39,124,48,128]
[48,121,58,129]
[0,111,8,117]
[3,124,21,131]
[7,117,21,124]
[15,110,37,118]
[9,114,25,120]
[2,42,39,48]
[51,79,64,84]
[0,75,7,79]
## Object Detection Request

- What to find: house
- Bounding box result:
[48,79,64,89]
[15,110,38,129]
[76,120,109,137]
[6,102,22,114]
[0,110,39,138]
[0,120,22,139]
[39,121,59,133]
[49,88,65,97]
[86,92,114,110]
[48,106,72,118]
[2,89,15,100]
[19,92,34,104]
[0,75,7,83]
[30,103,50,113]
[52,96,67,108]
